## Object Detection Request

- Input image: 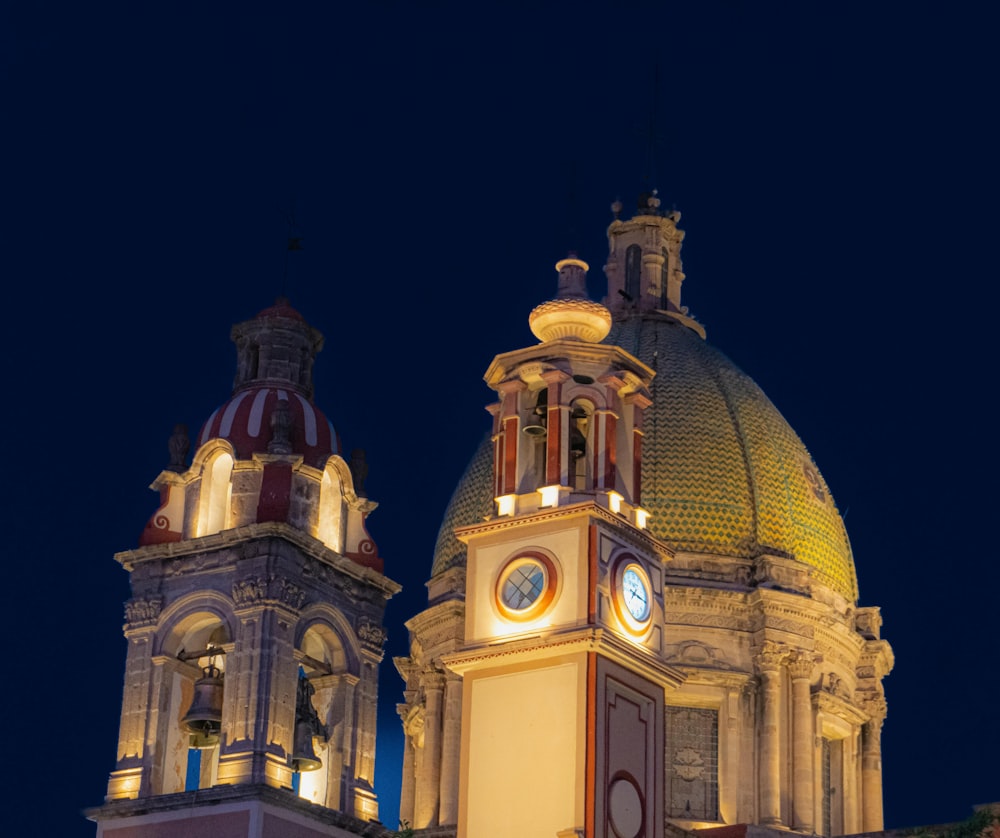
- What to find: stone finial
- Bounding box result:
[167,424,190,472]
[268,398,293,454]
[350,449,369,496]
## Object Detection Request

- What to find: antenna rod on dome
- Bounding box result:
[642,61,663,192]
[280,199,303,300]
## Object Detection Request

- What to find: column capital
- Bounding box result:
[754,641,789,674]
[787,649,820,681]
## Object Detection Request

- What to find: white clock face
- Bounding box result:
[622,566,650,621]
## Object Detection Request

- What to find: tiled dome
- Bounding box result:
[431,311,858,601]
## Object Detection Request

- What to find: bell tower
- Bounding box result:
[444,256,686,838]
[89,300,400,837]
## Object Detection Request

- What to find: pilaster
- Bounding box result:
[755,641,788,825]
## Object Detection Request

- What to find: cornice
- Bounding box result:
[115,522,401,597]
[442,626,685,689]
[456,501,671,563]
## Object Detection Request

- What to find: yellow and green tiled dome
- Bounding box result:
[431,311,859,602]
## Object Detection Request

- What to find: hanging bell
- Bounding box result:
[290,719,322,772]
[182,663,224,749]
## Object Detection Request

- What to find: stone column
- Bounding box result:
[861,699,887,831]
[438,676,462,825]
[787,651,816,833]
[414,672,445,827]
[738,680,758,823]
[755,642,787,825]
[397,702,417,828]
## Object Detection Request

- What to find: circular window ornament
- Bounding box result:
[612,559,653,635]
[495,552,557,621]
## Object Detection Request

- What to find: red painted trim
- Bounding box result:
[588,524,598,624]
[256,462,292,523]
[585,651,597,838]
[502,416,518,494]
[546,405,562,485]
[604,413,617,490]
[633,430,643,505]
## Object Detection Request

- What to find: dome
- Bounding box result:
[431,311,858,601]
[196,385,340,469]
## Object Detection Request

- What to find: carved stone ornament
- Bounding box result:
[673,746,706,781]
[855,607,883,640]
[124,597,162,626]
[402,703,426,748]
[823,672,852,700]
[231,575,307,610]
[357,617,387,650]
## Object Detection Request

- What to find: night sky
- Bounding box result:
[4,4,997,836]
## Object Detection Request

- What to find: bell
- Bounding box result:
[182,663,224,748]
[290,719,322,772]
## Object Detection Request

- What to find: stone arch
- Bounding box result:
[151,595,235,795]
[316,456,353,553]
[293,609,361,809]
[190,439,236,537]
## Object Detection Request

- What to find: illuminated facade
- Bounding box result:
[89,195,893,838]
[89,300,399,837]
[396,194,893,837]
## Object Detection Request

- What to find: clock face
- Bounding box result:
[622,566,650,621]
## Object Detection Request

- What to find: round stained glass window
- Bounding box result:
[501,562,545,610]
[495,552,557,620]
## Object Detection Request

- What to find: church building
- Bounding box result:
[87,193,893,838]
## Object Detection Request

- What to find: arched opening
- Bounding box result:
[570,399,594,490]
[295,622,351,808]
[661,246,670,309]
[317,462,346,553]
[625,244,641,302]
[160,613,232,794]
[197,451,234,536]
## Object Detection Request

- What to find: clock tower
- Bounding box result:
[443,256,685,838]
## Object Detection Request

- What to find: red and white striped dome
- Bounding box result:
[197,385,340,469]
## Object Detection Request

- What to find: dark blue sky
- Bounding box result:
[4,3,996,835]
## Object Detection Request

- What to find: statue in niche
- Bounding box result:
[269,399,293,454]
